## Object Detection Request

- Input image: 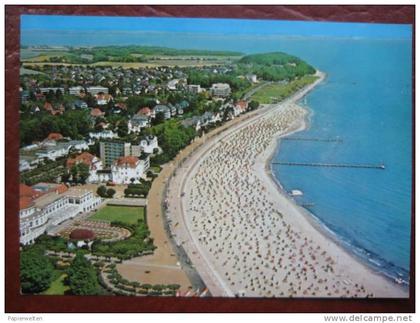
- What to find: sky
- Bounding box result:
[21,15,412,42]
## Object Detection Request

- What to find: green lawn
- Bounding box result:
[251,75,318,104]
[42,273,70,295]
[89,206,144,225]
[150,166,162,173]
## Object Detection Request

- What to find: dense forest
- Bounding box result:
[237,52,316,81]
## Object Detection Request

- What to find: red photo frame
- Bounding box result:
[5,5,415,313]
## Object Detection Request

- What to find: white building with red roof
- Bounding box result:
[110,155,150,184]
[90,108,105,118]
[66,152,103,183]
[19,183,102,245]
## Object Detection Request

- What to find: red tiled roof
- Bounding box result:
[91,108,105,117]
[19,184,41,210]
[114,156,139,168]
[43,102,53,111]
[55,184,68,194]
[96,93,113,101]
[137,107,151,116]
[20,196,34,210]
[20,184,40,199]
[47,132,63,141]
[235,100,248,110]
[67,152,96,169]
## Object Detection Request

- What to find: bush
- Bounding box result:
[106,188,116,198]
[97,185,108,198]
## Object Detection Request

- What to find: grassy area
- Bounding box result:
[42,273,70,295]
[250,75,318,104]
[150,166,162,173]
[89,206,144,225]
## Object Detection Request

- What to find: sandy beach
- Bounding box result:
[165,70,409,298]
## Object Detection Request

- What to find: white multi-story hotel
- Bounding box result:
[19,184,102,245]
[110,156,150,184]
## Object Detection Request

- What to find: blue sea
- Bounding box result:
[22,28,413,285]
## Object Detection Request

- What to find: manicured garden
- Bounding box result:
[101,264,180,296]
[89,206,144,225]
[90,216,155,260]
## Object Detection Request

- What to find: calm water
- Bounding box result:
[23,30,413,284]
[271,39,412,285]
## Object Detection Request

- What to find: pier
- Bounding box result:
[283,137,343,143]
[273,161,385,170]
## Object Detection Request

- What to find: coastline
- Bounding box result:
[166,70,408,298]
[266,107,410,292]
[260,111,408,298]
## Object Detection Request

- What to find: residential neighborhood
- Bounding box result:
[19,59,261,251]
[19,44,318,299]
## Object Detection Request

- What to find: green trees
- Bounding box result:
[146,120,196,164]
[116,120,128,138]
[66,253,101,295]
[238,52,316,82]
[97,185,115,198]
[124,181,152,198]
[152,112,165,125]
[70,163,90,184]
[107,188,116,198]
[20,110,93,146]
[97,185,108,197]
[20,249,54,294]
[249,100,260,110]
[125,96,156,115]
[91,219,155,260]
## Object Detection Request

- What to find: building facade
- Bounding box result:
[99,141,131,167]
[19,185,102,245]
[210,83,231,97]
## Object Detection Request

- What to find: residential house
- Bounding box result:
[73,99,88,109]
[210,83,231,97]
[87,86,108,96]
[69,86,85,96]
[90,108,105,118]
[128,115,150,134]
[66,152,103,183]
[46,133,64,141]
[137,107,152,117]
[95,93,113,106]
[167,79,180,91]
[154,105,171,120]
[187,84,202,94]
[246,74,258,83]
[138,135,159,154]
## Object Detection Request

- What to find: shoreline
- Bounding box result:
[166,70,408,298]
[266,108,410,291]
[262,114,409,297]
